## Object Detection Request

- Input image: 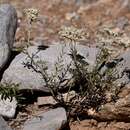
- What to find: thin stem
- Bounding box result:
[27,20,32,47]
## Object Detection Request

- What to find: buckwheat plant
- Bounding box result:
[24,25,118,119]
[58,26,87,70]
[24,8,39,47]
[58,25,119,119]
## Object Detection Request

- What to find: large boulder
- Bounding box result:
[0,4,17,119]
[23,107,67,130]
[0,4,17,70]
[2,43,98,92]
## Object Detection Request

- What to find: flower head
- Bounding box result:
[24,8,39,22]
[58,26,86,42]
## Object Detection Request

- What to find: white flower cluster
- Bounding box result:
[59,26,86,42]
[24,8,39,22]
[96,27,130,57]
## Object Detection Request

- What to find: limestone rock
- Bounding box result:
[2,43,98,92]
[0,4,17,70]
[37,91,76,106]
[23,107,67,130]
[37,96,57,106]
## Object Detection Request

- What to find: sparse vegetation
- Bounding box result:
[0,83,20,101]
[0,1,130,130]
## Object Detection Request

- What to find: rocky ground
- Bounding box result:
[1,0,130,130]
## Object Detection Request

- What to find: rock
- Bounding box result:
[37,96,57,106]
[65,12,79,21]
[0,95,17,118]
[120,0,130,10]
[0,116,12,130]
[32,37,46,46]
[63,0,98,5]
[118,83,130,98]
[115,17,129,30]
[37,91,76,106]
[101,50,130,87]
[70,119,98,130]
[109,122,130,130]
[23,107,67,130]
[70,119,130,130]
[2,43,98,92]
[0,4,17,70]
[115,50,130,86]
[75,0,98,5]
[87,83,130,121]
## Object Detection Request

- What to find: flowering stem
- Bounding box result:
[27,20,32,47]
